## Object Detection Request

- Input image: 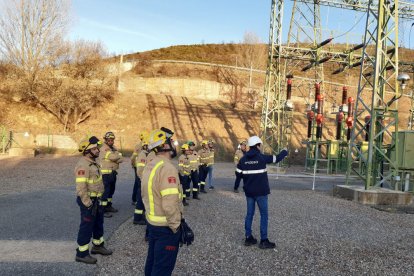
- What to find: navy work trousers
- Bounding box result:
[133,176,146,221]
[102,171,117,206]
[179,174,190,198]
[76,196,104,257]
[189,170,199,197]
[145,224,181,276]
[234,171,243,190]
[132,167,139,202]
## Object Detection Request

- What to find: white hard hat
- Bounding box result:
[247,136,263,147]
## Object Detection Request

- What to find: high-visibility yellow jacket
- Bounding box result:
[208,148,215,166]
[74,157,104,207]
[135,150,148,178]
[130,142,142,167]
[100,143,123,174]
[178,154,191,176]
[234,149,244,165]
[188,152,200,171]
[141,155,184,232]
[198,147,210,166]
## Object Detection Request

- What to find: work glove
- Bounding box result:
[179,219,194,247]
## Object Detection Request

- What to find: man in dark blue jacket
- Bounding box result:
[236,136,288,249]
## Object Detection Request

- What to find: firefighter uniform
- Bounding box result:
[100,141,123,212]
[207,143,215,189]
[198,143,210,193]
[134,149,148,224]
[75,136,112,264]
[131,141,142,203]
[178,146,191,205]
[188,150,200,199]
[142,129,184,276]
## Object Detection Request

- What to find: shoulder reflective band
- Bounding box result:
[241,169,267,174]
[147,160,167,223]
[92,237,104,245]
[78,244,89,252]
[160,188,180,197]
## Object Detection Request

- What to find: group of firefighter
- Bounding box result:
[73,128,215,271]
[130,130,215,224]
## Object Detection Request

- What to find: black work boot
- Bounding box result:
[75,254,97,264]
[244,235,258,246]
[91,243,113,255]
[105,206,118,213]
[133,219,147,225]
[200,186,207,193]
[183,198,189,206]
[193,194,200,200]
[259,239,276,249]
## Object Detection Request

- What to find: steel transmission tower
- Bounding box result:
[261,0,325,155]
[346,0,401,189]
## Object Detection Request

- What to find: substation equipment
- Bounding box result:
[260,0,414,191]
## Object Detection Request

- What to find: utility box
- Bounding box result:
[390,131,414,170]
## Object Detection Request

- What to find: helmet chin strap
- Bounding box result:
[156,138,177,158]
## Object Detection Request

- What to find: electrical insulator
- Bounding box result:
[317,94,324,115]
[307,111,314,138]
[348,97,354,116]
[342,86,347,105]
[337,112,344,123]
[307,110,315,121]
[314,83,321,102]
[346,116,354,128]
[316,114,324,125]
[287,79,292,100]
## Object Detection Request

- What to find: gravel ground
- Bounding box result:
[2,157,414,275]
[98,176,414,276]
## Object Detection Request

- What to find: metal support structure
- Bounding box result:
[346,0,400,189]
[261,0,284,154]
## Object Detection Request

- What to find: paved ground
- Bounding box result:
[1,156,413,275]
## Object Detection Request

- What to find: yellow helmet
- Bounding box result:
[104,131,115,140]
[181,144,190,151]
[139,130,149,141]
[141,134,149,146]
[148,128,174,151]
[201,140,208,145]
[78,136,102,154]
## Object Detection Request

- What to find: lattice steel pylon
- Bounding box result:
[261,0,284,155]
[345,0,401,189]
[261,0,325,155]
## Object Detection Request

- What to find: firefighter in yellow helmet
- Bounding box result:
[197,140,210,193]
[142,127,186,275]
[133,134,149,225]
[75,136,112,264]
[100,131,123,216]
[178,144,191,206]
[187,141,200,200]
[131,131,149,205]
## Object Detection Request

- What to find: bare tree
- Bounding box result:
[237,31,267,70]
[216,67,245,108]
[33,40,116,131]
[0,0,71,83]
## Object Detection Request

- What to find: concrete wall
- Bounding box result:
[119,77,234,101]
[9,133,77,150]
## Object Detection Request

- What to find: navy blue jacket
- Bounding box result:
[236,148,288,197]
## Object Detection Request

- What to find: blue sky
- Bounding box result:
[69,0,413,55]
